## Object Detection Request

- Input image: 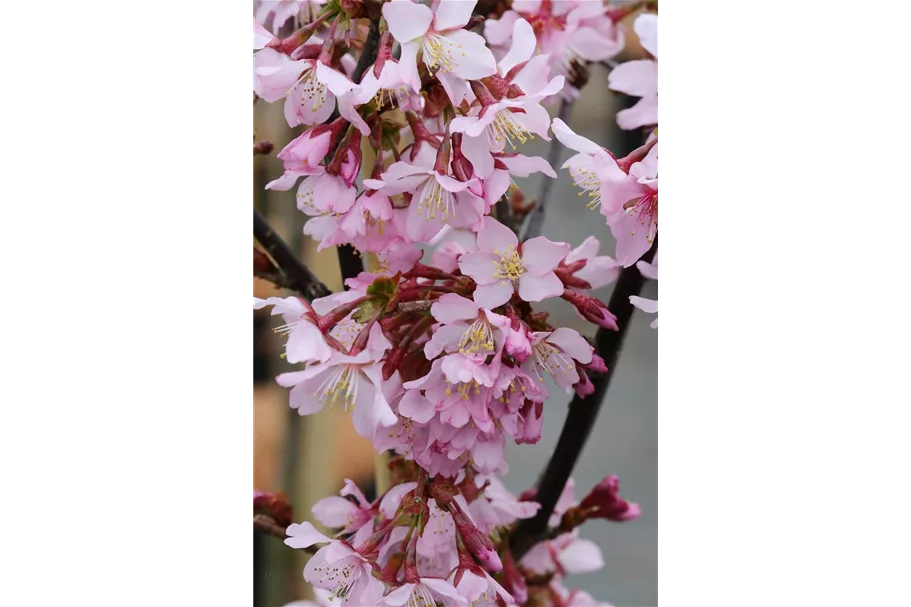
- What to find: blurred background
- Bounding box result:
[253,16,657,606]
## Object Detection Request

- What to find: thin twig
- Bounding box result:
[521,98,574,240]
[509,239,658,559]
[254,210,333,301]
[396,300,433,314]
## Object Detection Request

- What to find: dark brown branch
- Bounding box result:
[521,98,574,240]
[254,210,333,301]
[510,239,658,559]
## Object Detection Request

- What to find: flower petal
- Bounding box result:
[629,295,658,314]
[551,118,604,155]
[477,218,518,254]
[284,521,330,549]
[311,496,358,528]
[431,293,479,323]
[547,327,594,364]
[447,30,497,80]
[499,18,536,75]
[458,252,498,284]
[517,272,564,302]
[473,282,514,309]
[433,0,476,31]
[522,237,569,275]
[382,0,433,42]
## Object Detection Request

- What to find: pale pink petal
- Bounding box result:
[437,69,473,106]
[499,154,556,178]
[423,323,465,361]
[522,237,569,275]
[341,478,370,508]
[383,583,417,606]
[453,190,486,232]
[547,327,594,364]
[431,293,480,323]
[514,102,554,141]
[557,538,605,574]
[338,92,370,135]
[512,0,542,13]
[570,27,621,62]
[609,205,656,267]
[477,218,518,254]
[284,521,330,549]
[285,321,333,364]
[382,0,433,42]
[529,74,566,100]
[631,142,658,180]
[380,481,418,519]
[422,578,467,604]
[461,133,495,179]
[576,256,620,289]
[317,62,357,96]
[397,41,422,92]
[511,53,551,94]
[483,170,511,208]
[458,252,499,284]
[472,282,514,309]
[455,570,488,601]
[348,372,379,436]
[253,18,273,49]
[551,118,604,155]
[499,18,536,75]
[447,30,497,80]
[265,170,307,192]
[565,236,600,264]
[433,0,476,31]
[636,258,658,280]
[484,11,519,46]
[311,496,359,528]
[629,295,658,314]
[436,173,470,193]
[398,389,436,423]
[471,433,505,473]
[634,13,658,58]
[607,60,658,97]
[520,541,553,574]
[616,94,658,130]
[517,272,564,302]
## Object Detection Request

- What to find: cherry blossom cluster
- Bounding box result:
[253,1,657,605]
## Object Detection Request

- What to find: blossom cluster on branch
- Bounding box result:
[253,1,657,605]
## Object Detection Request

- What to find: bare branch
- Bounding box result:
[254,210,333,301]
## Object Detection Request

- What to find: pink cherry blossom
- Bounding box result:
[376,145,485,243]
[607,143,658,267]
[551,117,647,215]
[630,253,658,329]
[458,218,570,309]
[382,0,497,103]
[520,529,605,577]
[275,323,397,438]
[608,13,657,130]
[254,48,309,103]
[311,478,375,546]
[424,293,510,361]
[562,236,620,290]
[285,522,389,604]
[253,296,332,364]
[521,328,594,394]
